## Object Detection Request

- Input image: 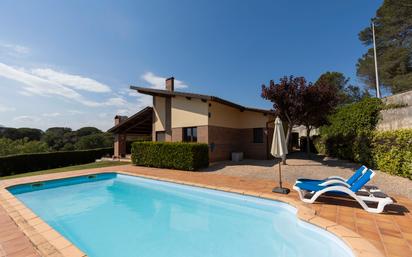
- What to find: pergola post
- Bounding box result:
[114,134,127,158]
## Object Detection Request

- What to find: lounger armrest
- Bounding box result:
[319,179,350,187]
[327,176,345,181]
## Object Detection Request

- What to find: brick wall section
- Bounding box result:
[169,125,271,162]
[171,126,208,143]
[114,134,126,157]
[208,126,241,162]
[165,97,172,141]
[239,128,269,159]
[197,125,208,143]
[171,128,183,142]
[208,126,270,162]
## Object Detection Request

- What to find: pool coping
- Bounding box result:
[0,169,385,257]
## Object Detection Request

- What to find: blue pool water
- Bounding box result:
[9,173,354,257]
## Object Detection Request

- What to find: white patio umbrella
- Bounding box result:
[271,117,290,194]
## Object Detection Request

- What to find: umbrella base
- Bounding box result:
[272,187,290,194]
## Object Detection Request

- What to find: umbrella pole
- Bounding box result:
[272,159,290,194]
[278,162,282,188]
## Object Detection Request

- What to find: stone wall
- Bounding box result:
[377,90,412,131]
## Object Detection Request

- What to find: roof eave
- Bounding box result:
[129,86,273,115]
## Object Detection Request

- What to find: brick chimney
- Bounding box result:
[114,115,128,125]
[165,77,174,91]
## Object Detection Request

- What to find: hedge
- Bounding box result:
[314,97,412,179]
[314,132,374,166]
[131,142,209,171]
[372,129,412,179]
[315,98,383,167]
[0,147,113,177]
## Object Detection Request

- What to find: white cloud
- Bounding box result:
[0,62,116,107]
[115,109,130,116]
[0,43,30,55]
[0,104,15,112]
[32,68,111,93]
[128,90,139,97]
[42,112,61,117]
[106,97,127,106]
[141,72,188,89]
[113,72,190,118]
[13,115,38,123]
[68,110,84,115]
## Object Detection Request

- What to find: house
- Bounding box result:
[108,77,275,162]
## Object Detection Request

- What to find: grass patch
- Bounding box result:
[0,161,130,180]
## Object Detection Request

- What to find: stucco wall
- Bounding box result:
[377,106,412,131]
[382,90,412,105]
[208,101,269,128]
[377,90,412,131]
[154,96,166,131]
[292,125,320,138]
[171,96,208,128]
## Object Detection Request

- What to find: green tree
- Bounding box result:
[17,128,43,141]
[356,0,412,94]
[0,128,21,140]
[74,133,112,150]
[0,127,43,141]
[16,139,49,154]
[315,72,370,104]
[343,85,371,103]
[61,143,75,151]
[315,71,349,91]
[0,138,49,156]
[75,127,102,137]
[0,138,17,156]
[318,98,383,165]
[42,127,73,151]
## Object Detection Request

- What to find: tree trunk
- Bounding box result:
[306,125,311,157]
[283,123,293,164]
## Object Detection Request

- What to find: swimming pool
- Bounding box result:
[9,173,354,257]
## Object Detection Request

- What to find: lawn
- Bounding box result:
[0,161,130,180]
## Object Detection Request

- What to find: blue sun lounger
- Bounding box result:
[293,169,393,213]
[297,165,368,188]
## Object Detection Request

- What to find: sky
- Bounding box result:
[0,0,382,131]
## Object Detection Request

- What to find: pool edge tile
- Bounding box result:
[0,186,88,257]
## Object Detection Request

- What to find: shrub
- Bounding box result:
[313,136,326,155]
[372,129,412,179]
[317,97,383,166]
[315,96,412,179]
[321,97,383,137]
[131,142,209,171]
[0,148,113,177]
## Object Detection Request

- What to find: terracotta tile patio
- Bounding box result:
[0,164,411,257]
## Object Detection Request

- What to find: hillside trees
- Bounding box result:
[356,0,412,93]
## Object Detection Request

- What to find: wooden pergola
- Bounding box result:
[107,107,153,158]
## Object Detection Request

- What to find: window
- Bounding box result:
[253,128,264,143]
[156,131,166,142]
[183,127,197,142]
